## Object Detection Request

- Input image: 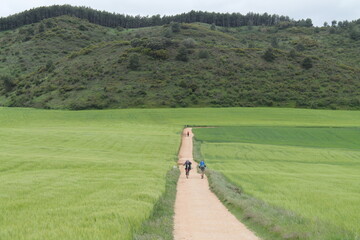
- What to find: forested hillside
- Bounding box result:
[0,5,297,30]
[0,6,359,110]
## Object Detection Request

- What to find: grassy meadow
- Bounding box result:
[1,107,360,239]
[194,126,360,239]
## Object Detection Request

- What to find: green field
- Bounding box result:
[0,108,182,240]
[1,107,360,239]
[194,126,360,239]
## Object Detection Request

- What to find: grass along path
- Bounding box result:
[194,126,360,239]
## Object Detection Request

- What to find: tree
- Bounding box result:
[263,48,276,62]
[1,75,15,93]
[210,23,216,30]
[171,22,180,33]
[350,29,360,40]
[305,18,313,27]
[302,57,313,69]
[323,22,328,27]
[297,18,313,27]
[176,47,189,62]
[331,20,337,27]
[128,54,140,70]
[247,20,253,30]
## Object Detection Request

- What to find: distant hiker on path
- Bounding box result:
[183,160,192,179]
[198,160,206,179]
[187,131,190,137]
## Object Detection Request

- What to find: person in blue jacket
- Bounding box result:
[198,160,206,179]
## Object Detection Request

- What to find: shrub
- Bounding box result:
[45,60,55,72]
[183,38,196,48]
[171,22,180,33]
[302,57,313,69]
[78,25,88,31]
[128,54,140,70]
[263,48,276,62]
[295,43,305,51]
[163,29,173,38]
[276,21,294,29]
[198,50,209,59]
[116,26,125,32]
[130,38,144,47]
[38,23,45,33]
[148,49,169,60]
[271,37,279,48]
[288,49,297,59]
[176,47,189,62]
[45,20,54,28]
[329,27,336,34]
[145,38,168,50]
[349,29,360,40]
[1,75,15,93]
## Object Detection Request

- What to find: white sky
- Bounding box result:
[1,0,359,26]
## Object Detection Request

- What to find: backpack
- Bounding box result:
[199,161,206,167]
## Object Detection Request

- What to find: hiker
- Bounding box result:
[187,131,190,137]
[198,160,206,179]
[183,160,192,178]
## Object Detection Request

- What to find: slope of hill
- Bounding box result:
[0,14,359,110]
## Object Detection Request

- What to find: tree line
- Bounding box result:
[0,5,301,31]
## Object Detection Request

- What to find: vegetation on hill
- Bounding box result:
[0,11,359,110]
[0,5,295,31]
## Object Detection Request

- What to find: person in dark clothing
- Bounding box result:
[183,160,192,178]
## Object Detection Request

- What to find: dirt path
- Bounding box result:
[173,128,260,240]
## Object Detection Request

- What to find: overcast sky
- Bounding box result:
[1,0,359,26]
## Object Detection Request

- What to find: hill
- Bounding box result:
[0,12,360,110]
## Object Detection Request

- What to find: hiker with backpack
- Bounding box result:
[183,160,192,179]
[198,160,206,179]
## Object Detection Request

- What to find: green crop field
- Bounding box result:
[0,108,182,240]
[1,107,360,239]
[194,126,360,239]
